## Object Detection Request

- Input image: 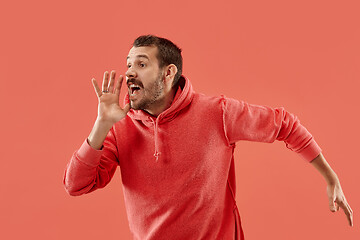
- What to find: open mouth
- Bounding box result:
[129,84,141,95]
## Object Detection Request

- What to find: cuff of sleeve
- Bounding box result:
[298,140,322,163]
[75,138,104,167]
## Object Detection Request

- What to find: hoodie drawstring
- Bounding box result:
[151,118,161,162]
[127,76,193,162]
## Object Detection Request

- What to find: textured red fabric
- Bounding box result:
[63,76,322,239]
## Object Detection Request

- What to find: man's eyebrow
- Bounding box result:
[126,54,150,60]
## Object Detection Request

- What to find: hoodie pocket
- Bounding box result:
[233,206,244,240]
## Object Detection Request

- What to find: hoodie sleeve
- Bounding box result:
[63,127,119,196]
[222,96,322,162]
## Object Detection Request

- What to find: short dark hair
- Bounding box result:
[133,35,183,88]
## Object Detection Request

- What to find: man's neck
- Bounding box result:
[145,87,177,117]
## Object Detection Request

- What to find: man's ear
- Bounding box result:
[164,64,178,85]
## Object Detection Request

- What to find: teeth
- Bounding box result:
[129,84,141,94]
[130,84,140,89]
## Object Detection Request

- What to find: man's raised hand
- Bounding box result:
[92,70,130,125]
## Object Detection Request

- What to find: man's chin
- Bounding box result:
[129,101,135,110]
[129,100,142,110]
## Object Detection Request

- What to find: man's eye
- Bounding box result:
[139,63,145,67]
[127,64,131,68]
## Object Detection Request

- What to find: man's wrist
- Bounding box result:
[310,153,339,185]
[87,118,114,150]
[95,117,115,129]
[324,172,339,185]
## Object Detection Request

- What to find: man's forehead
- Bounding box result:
[127,46,158,61]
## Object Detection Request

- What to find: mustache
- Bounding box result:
[126,78,144,88]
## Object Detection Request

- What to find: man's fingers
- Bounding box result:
[329,194,337,212]
[346,201,353,215]
[342,201,353,227]
[95,71,123,97]
[102,71,109,92]
[346,202,354,226]
[114,75,124,96]
[336,198,353,226]
[92,78,102,98]
[108,70,116,93]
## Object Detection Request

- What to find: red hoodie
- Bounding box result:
[63,76,322,239]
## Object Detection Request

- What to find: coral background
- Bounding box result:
[0,0,359,239]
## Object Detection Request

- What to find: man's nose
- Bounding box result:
[126,67,137,79]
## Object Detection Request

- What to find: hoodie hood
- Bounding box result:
[123,75,194,161]
[124,75,194,122]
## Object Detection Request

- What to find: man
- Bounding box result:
[63,35,353,239]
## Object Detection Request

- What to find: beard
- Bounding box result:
[129,71,165,111]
